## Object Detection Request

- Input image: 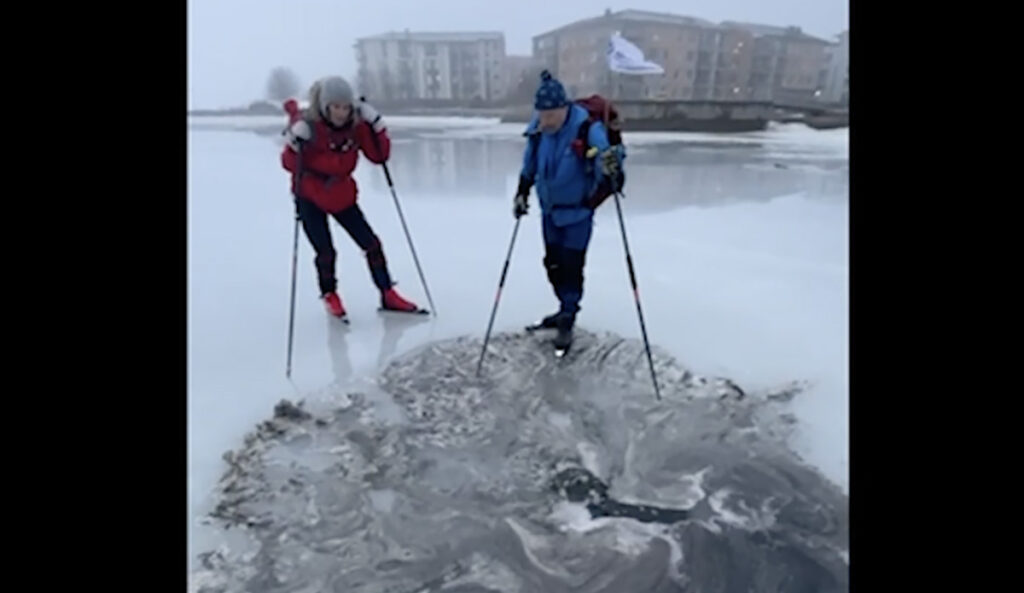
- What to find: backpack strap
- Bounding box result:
[577,117,595,176]
[577,117,594,144]
[577,111,626,207]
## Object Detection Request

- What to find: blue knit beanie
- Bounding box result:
[534,70,569,111]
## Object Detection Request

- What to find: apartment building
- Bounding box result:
[355,31,506,103]
[720,22,831,103]
[532,9,714,100]
[692,26,757,100]
[822,30,849,105]
[531,10,832,103]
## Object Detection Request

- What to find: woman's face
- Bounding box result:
[327,102,352,126]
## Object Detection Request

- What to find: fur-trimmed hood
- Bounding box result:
[303,77,364,125]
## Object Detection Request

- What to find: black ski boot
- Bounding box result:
[525,312,560,332]
[553,314,574,353]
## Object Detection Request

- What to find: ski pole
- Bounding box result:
[361,97,437,317]
[599,104,660,399]
[611,190,661,400]
[286,214,300,379]
[284,99,303,378]
[476,216,522,376]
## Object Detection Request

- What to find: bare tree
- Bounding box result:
[266,67,301,102]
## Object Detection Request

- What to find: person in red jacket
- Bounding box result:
[282,76,421,320]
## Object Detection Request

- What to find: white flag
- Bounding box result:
[606,32,665,75]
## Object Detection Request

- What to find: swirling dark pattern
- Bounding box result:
[191,329,847,593]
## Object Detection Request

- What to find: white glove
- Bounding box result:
[284,120,312,150]
[357,101,385,133]
[599,147,620,176]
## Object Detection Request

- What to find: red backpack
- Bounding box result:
[573,95,623,148]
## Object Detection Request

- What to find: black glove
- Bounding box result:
[513,193,528,218]
[513,175,533,218]
[611,170,625,194]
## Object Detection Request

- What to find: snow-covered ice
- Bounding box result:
[188,117,848,590]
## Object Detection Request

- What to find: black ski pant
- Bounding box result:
[542,213,593,321]
[296,198,393,295]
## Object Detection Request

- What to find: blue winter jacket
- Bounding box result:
[520,103,618,228]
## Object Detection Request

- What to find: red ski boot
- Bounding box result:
[381,287,425,314]
[322,292,347,320]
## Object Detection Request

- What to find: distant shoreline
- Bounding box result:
[188,103,846,132]
[188,107,285,117]
[187,106,507,119]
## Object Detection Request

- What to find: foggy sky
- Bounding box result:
[188,0,848,109]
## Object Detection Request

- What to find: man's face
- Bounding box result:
[327,102,353,126]
[538,106,569,134]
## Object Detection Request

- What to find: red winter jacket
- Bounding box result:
[281,117,391,213]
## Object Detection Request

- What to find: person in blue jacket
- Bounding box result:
[514,70,624,350]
